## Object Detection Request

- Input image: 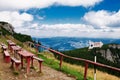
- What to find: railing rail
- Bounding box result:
[35,44,120,80]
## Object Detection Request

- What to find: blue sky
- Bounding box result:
[24,0,120,24]
[0,0,120,38]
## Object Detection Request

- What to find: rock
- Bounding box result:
[0,21,14,34]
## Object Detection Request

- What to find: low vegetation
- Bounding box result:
[61,46,120,77]
[1,35,120,80]
[13,33,33,42]
[0,21,33,42]
[37,52,92,80]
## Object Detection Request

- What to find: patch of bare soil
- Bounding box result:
[0,49,75,80]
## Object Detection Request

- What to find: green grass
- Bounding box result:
[38,53,93,80]
[13,71,19,75]
[0,35,92,80]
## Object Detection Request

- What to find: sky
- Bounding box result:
[0,0,120,38]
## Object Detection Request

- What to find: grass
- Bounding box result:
[1,35,120,80]
[13,71,19,75]
[37,52,93,80]
[37,51,120,80]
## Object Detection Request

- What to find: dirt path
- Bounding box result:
[0,49,75,80]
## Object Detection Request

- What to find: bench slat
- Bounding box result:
[11,57,21,63]
[2,46,7,49]
[4,51,10,56]
[33,56,43,61]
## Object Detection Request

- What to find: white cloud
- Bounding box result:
[0,0,102,11]
[83,10,120,28]
[0,11,33,28]
[56,0,102,7]
[17,23,120,38]
[0,0,120,39]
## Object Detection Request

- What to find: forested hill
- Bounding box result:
[62,44,120,76]
[0,21,33,42]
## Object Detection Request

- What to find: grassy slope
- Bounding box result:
[37,51,120,80]
[0,35,86,80]
[1,36,120,80]
[62,46,120,76]
[37,52,92,80]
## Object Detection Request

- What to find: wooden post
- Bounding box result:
[21,55,24,69]
[11,60,14,69]
[31,57,34,68]
[26,56,31,74]
[36,44,38,53]
[84,62,88,80]
[38,61,43,73]
[94,48,97,80]
[15,63,20,72]
[59,55,63,70]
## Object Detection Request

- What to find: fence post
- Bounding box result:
[36,44,39,53]
[59,55,63,70]
[84,62,88,80]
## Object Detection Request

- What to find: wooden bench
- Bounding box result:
[10,57,21,72]
[31,56,44,72]
[2,45,7,50]
[1,44,7,53]
[3,51,10,63]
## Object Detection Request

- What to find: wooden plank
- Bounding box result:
[4,51,10,56]
[33,56,43,61]
[11,57,21,63]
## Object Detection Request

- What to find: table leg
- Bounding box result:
[31,57,34,68]
[39,61,42,73]
[26,56,31,74]
[8,44,9,49]
[21,55,24,69]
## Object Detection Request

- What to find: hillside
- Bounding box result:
[0,22,120,80]
[62,44,120,76]
[0,31,76,79]
[0,21,33,42]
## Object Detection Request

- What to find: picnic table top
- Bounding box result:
[7,40,16,45]
[11,45,22,51]
[8,42,16,46]
[18,50,34,57]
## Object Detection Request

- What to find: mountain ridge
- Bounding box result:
[33,37,120,51]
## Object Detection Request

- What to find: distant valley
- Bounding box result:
[33,37,120,51]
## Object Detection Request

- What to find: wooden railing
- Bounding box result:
[35,44,120,80]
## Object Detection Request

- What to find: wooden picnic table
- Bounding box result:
[2,45,7,50]
[11,45,22,58]
[18,50,35,74]
[3,51,10,63]
[11,45,22,53]
[8,41,16,50]
[1,44,7,52]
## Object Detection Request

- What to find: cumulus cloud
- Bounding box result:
[0,0,120,39]
[0,11,33,28]
[17,23,120,38]
[0,0,102,11]
[0,10,120,38]
[82,10,120,28]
